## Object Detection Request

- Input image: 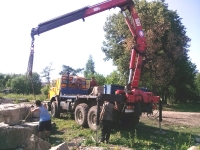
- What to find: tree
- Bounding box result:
[86,72,106,86]
[0,73,5,90]
[195,72,200,101]
[29,72,42,94]
[59,65,84,76]
[10,75,26,94]
[84,55,95,78]
[105,71,122,85]
[41,85,50,97]
[101,0,197,103]
[9,73,42,94]
[41,62,54,84]
[0,73,12,90]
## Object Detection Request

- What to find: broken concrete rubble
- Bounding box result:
[0,99,62,150]
[17,98,29,102]
[0,98,13,104]
[0,103,33,125]
[0,125,32,149]
[24,134,51,150]
[18,122,39,135]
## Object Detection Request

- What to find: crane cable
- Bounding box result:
[26,39,36,100]
[26,39,41,150]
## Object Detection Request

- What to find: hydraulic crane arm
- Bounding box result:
[29,0,160,105]
[31,0,134,40]
[30,0,146,88]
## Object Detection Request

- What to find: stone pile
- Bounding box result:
[0,98,70,150]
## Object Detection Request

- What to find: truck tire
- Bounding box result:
[51,101,60,118]
[75,103,89,127]
[87,106,97,131]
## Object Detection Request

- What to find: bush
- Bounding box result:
[41,85,50,97]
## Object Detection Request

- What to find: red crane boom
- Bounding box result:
[29,0,160,104]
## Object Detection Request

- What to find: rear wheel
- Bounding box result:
[87,106,97,131]
[75,103,89,127]
[51,101,60,118]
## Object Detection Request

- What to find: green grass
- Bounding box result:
[1,93,200,149]
[0,93,47,102]
[163,103,200,112]
[50,114,98,147]
[49,113,200,150]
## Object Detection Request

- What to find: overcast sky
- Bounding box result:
[0,0,199,80]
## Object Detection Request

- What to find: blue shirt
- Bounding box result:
[39,105,51,122]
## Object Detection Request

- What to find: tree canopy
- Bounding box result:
[59,65,84,76]
[0,0,199,103]
[101,0,198,103]
[41,62,54,84]
[84,55,95,78]
[1,73,42,94]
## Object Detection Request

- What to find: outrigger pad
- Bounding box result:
[98,94,125,103]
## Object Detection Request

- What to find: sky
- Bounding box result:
[0,0,199,80]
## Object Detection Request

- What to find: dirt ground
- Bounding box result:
[141,111,200,127]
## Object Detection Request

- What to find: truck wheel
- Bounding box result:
[87,106,97,131]
[75,103,88,127]
[51,101,60,118]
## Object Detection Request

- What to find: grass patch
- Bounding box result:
[163,103,200,112]
[50,114,200,150]
[1,94,199,149]
[50,114,97,147]
[0,93,47,102]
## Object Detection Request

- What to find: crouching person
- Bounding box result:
[31,100,52,141]
[100,101,118,144]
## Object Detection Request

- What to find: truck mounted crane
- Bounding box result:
[27,0,162,131]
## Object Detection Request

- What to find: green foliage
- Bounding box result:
[163,103,200,112]
[0,82,4,91]
[49,109,199,149]
[0,93,46,101]
[105,71,123,85]
[84,55,95,78]
[195,73,200,99]
[87,72,106,86]
[101,0,198,103]
[41,85,50,97]
[10,75,27,94]
[26,72,42,94]
[0,73,12,90]
[0,72,42,95]
[59,65,84,76]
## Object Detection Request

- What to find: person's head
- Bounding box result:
[91,77,95,81]
[35,100,42,107]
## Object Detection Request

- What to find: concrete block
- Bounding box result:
[0,103,33,125]
[0,98,13,104]
[0,125,32,149]
[25,134,51,150]
[19,121,39,135]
